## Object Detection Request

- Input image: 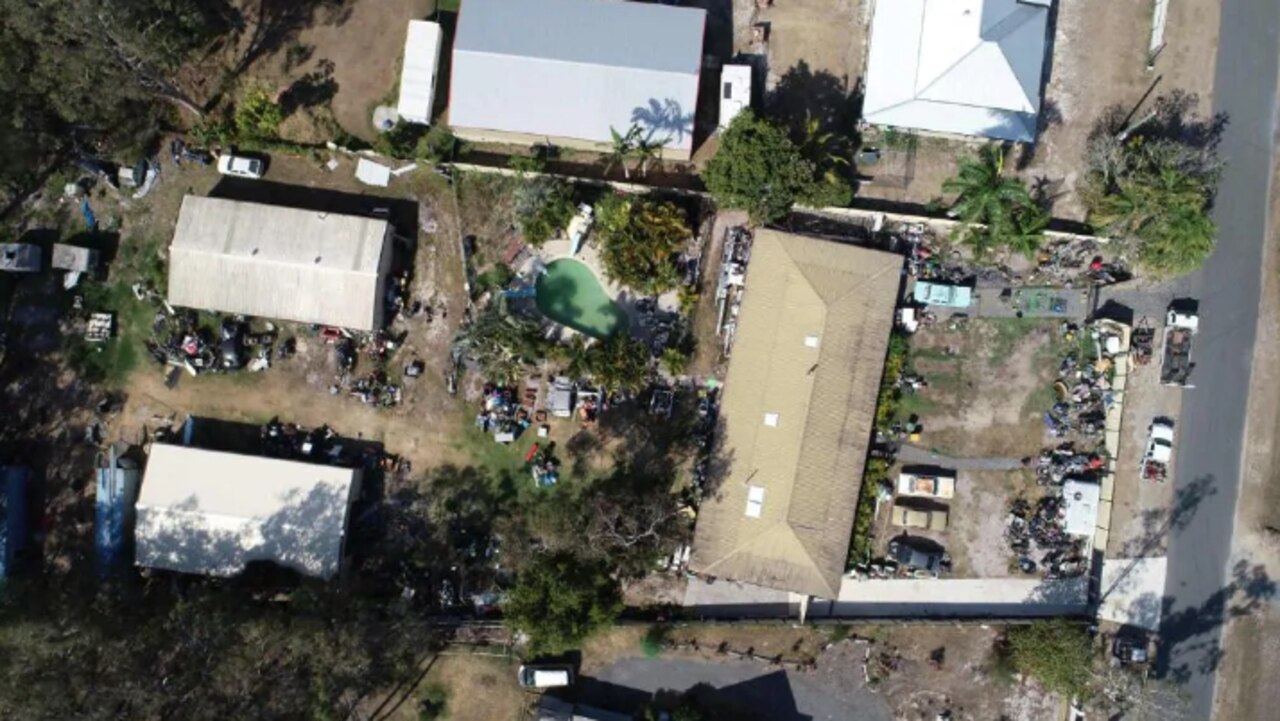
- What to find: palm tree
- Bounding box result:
[798,112,850,185]
[943,145,1042,258]
[1091,166,1207,237]
[633,133,669,177]
[604,125,642,179]
[1007,206,1050,260]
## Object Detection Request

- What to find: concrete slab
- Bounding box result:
[1098,556,1168,631]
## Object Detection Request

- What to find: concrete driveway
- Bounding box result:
[580,657,892,721]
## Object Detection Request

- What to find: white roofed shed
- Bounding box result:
[397,20,443,124]
[1061,478,1101,538]
[134,445,361,579]
[167,196,393,330]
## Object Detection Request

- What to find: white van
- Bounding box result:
[517,664,573,689]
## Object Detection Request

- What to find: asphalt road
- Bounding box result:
[1159,0,1280,717]
[581,658,891,721]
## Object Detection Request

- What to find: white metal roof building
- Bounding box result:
[1062,478,1101,537]
[135,444,361,579]
[448,0,706,159]
[862,0,1052,142]
[397,20,443,125]
[167,196,393,330]
[719,64,752,130]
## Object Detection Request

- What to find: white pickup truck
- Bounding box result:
[1141,420,1176,482]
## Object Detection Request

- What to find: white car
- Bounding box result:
[216,153,265,179]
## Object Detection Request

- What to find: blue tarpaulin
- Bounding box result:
[0,467,29,579]
[95,448,139,577]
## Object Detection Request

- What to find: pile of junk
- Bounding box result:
[1034,443,1107,486]
[1005,496,1089,579]
[147,308,292,376]
[325,329,406,408]
[1043,324,1117,439]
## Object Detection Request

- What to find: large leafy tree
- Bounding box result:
[503,551,622,654]
[0,0,224,201]
[943,145,1045,260]
[1084,131,1219,275]
[703,111,824,223]
[0,581,436,720]
[595,194,688,295]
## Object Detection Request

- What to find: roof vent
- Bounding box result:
[804,334,820,348]
[763,412,779,427]
[745,485,765,518]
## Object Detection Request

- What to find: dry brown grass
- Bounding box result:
[372,653,530,721]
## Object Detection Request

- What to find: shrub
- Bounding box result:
[514,177,576,246]
[1003,619,1094,696]
[234,85,284,139]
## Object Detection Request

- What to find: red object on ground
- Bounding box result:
[1090,258,1104,271]
[524,443,539,462]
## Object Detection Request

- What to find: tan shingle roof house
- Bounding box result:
[691,230,903,598]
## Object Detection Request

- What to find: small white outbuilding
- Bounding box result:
[1061,478,1101,538]
[397,20,443,125]
[718,64,752,130]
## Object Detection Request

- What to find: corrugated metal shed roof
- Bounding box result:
[397,20,443,124]
[135,445,360,579]
[167,196,390,330]
[449,0,705,153]
[690,231,903,599]
[863,0,1049,142]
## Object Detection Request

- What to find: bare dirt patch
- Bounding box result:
[950,471,1043,578]
[906,319,1063,458]
[233,0,436,142]
[864,624,1062,721]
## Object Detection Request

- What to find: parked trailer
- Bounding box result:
[1160,309,1198,387]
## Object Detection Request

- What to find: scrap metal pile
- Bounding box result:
[1005,496,1088,579]
[145,304,288,376]
[474,384,533,443]
[1043,324,1115,439]
[325,329,405,408]
[688,385,720,498]
[891,221,1130,288]
[634,297,683,357]
[715,226,753,356]
[1034,443,1106,486]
